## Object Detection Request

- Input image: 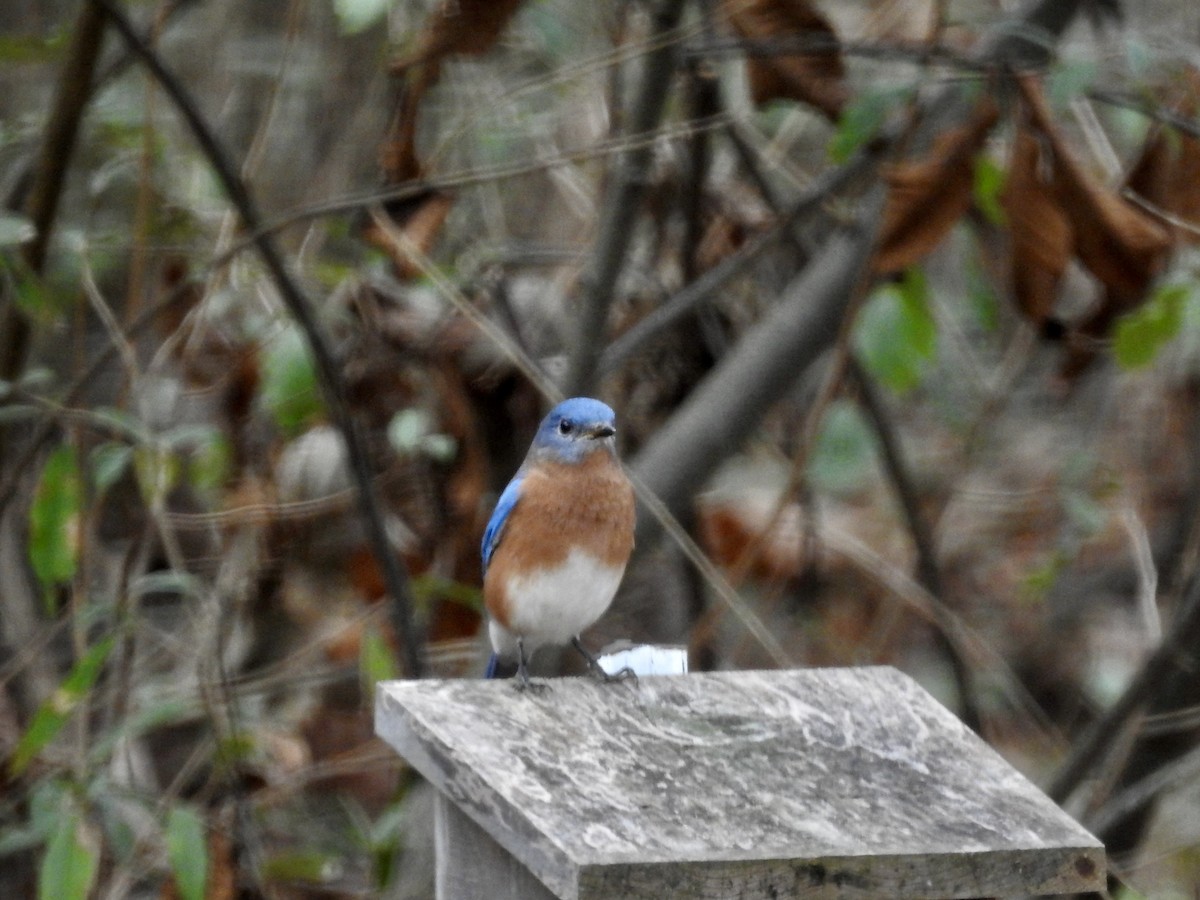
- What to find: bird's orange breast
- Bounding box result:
[484,451,635,631]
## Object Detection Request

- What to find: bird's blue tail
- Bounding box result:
[484,653,517,679]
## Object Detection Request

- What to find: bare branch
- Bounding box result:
[849,358,982,732]
[565,0,689,395]
[0,1,107,382]
[1047,575,1200,803]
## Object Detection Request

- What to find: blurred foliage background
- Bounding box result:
[2,0,1200,897]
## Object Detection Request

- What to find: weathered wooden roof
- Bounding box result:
[376,667,1103,899]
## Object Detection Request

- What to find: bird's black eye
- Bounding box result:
[558,419,573,435]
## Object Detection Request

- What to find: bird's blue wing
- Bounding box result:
[481,474,523,572]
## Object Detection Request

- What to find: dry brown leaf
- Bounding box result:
[362,191,455,280]
[299,709,400,813]
[205,827,236,900]
[380,77,427,185]
[1019,77,1171,308]
[391,0,525,73]
[873,97,999,274]
[724,0,848,121]
[694,213,754,273]
[1000,125,1072,325]
[379,0,523,220]
[1125,69,1200,246]
[696,498,805,583]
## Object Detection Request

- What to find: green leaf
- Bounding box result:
[262,849,340,884]
[854,268,937,395]
[1122,38,1153,81]
[213,732,256,774]
[8,261,67,322]
[90,405,147,441]
[38,804,98,900]
[166,804,208,900]
[130,570,206,601]
[387,409,432,454]
[187,431,232,498]
[0,29,68,64]
[1048,58,1098,106]
[387,409,458,462]
[133,444,181,504]
[412,573,483,614]
[807,400,878,495]
[965,259,1000,334]
[972,156,1006,226]
[1113,282,1191,370]
[30,778,70,836]
[367,799,410,888]
[10,636,116,776]
[0,780,67,856]
[1112,884,1148,900]
[0,824,44,857]
[0,211,36,247]
[259,326,324,437]
[828,86,909,164]
[90,442,133,495]
[1020,550,1069,606]
[29,445,82,610]
[360,626,397,694]
[332,0,393,33]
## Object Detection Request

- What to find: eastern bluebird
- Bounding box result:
[481,397,636,689]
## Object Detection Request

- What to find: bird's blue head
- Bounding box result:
[528,397,619,464]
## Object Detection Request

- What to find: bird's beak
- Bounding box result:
[587,423,616,440]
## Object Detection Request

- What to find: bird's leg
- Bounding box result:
[513,637,548,693]
[514,637,531,690]
[571,637,637,686]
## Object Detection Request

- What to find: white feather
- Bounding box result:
[489,548,624,657]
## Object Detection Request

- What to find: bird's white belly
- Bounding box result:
[500,549,624,650]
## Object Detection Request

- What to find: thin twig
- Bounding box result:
[1088,88,1200,141]
[629,469,794,667]
[849,358,982,732]
[687,34,1003,75]
[823,522,1063,751]
[1087,739,1200,839]
[1047,573,1200,803]
[1121,505,1161,645]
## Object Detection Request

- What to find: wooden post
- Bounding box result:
[376,667,1104,899]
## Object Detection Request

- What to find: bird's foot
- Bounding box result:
[595,665,638,687]
[513,643,549,693]
[572,637,638,688]
[513,676,550,694]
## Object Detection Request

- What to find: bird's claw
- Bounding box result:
[596,665,638,688]
[513,677,550,694]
